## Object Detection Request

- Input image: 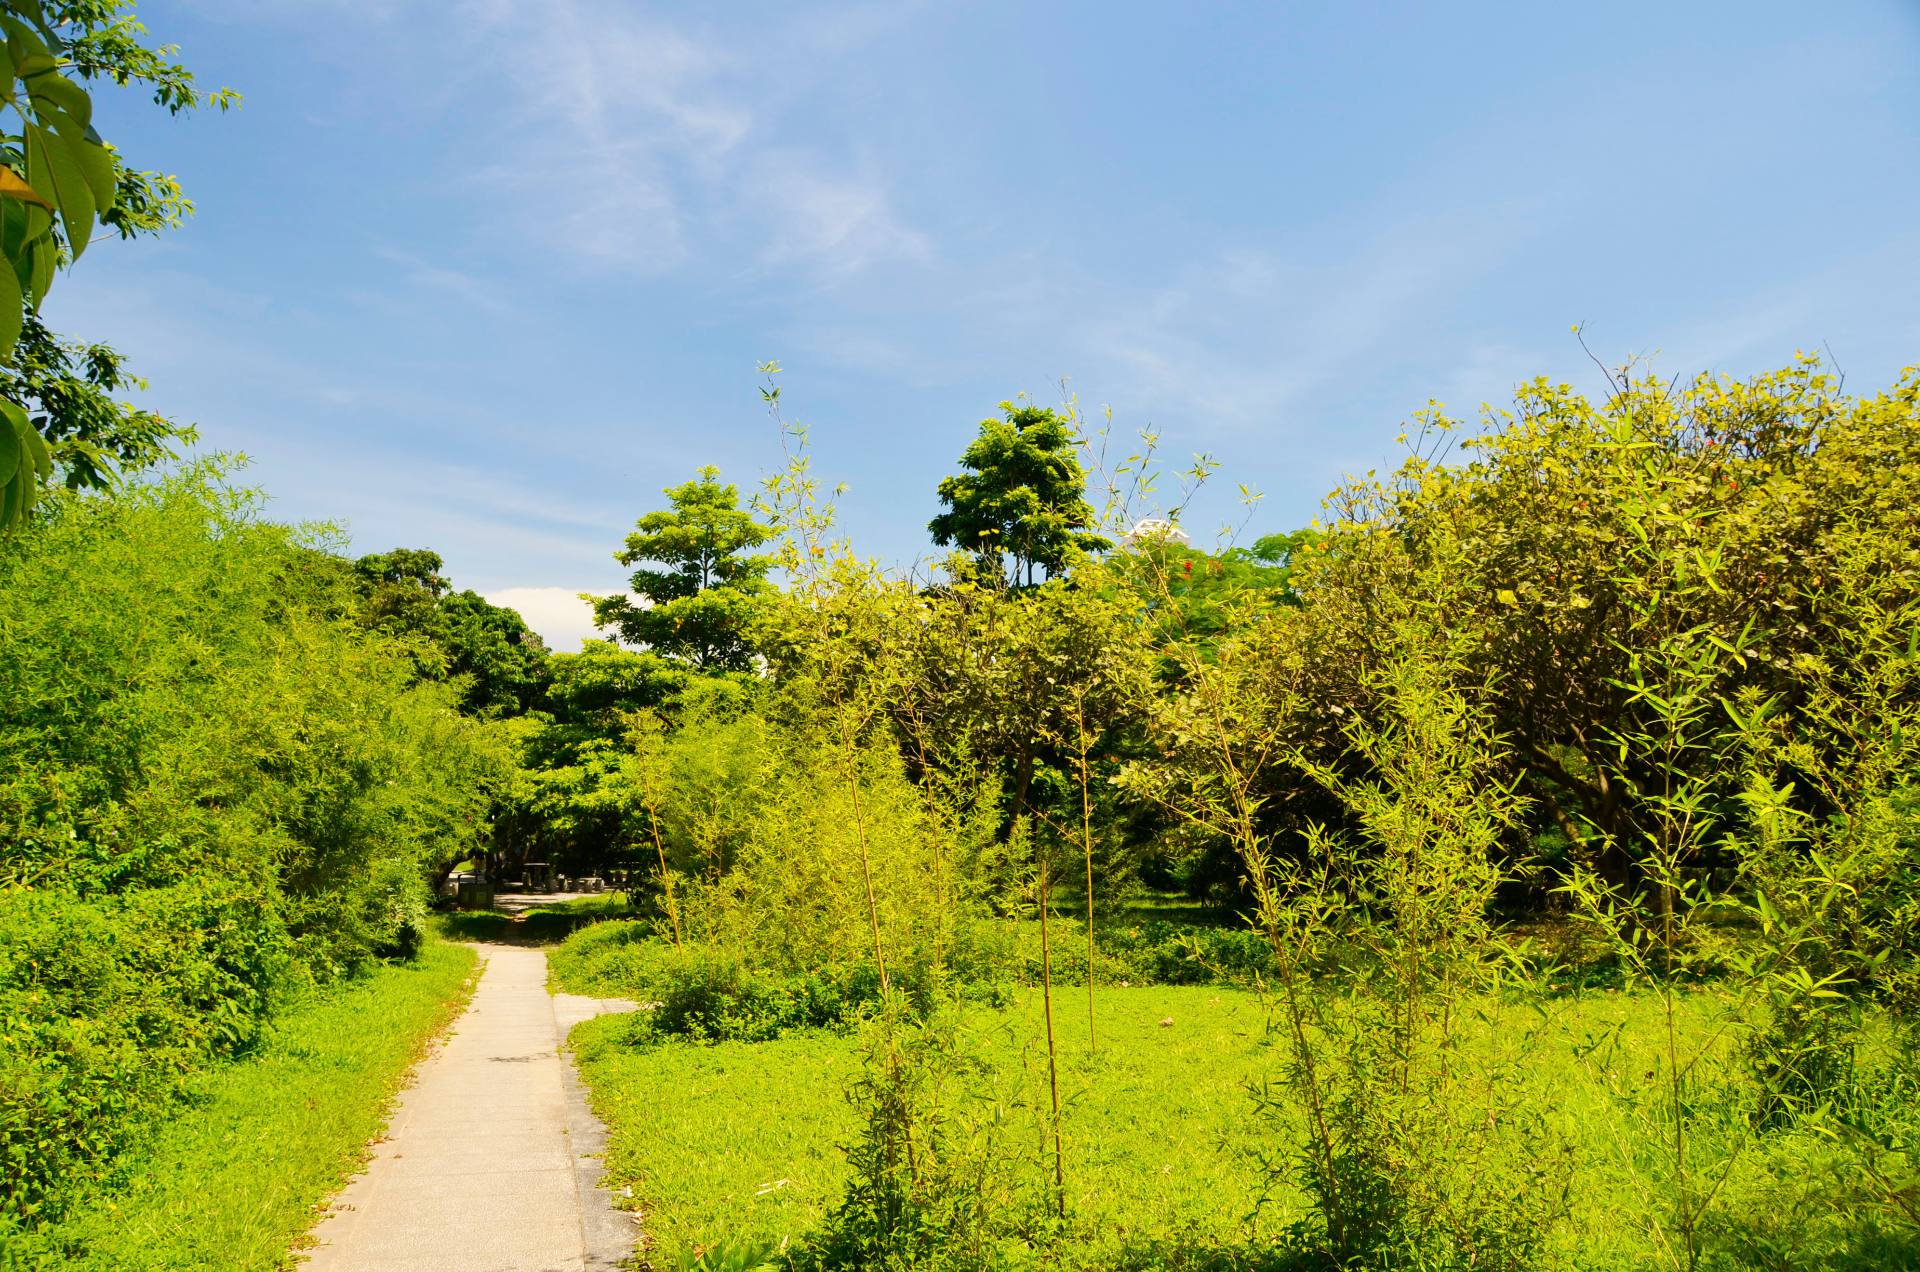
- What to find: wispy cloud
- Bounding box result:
[444,0,924,278]
[748,151,932,277]
[373,247,512,315]
[1070,197,1552,435]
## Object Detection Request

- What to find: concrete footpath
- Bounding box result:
[302,945,639,1272]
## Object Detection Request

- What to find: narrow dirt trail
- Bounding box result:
[302,945,637,1272]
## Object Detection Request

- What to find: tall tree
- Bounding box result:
[591,466,777,672]
[345,547,549,717]
[436,589,549,718]
[930,401,1109,587]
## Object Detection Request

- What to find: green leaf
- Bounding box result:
[41,105,116,211]
[31,235,51,304]
[0,399,32,525]
[0,248,20,358]
[1,14,48,72]
[27,120,96,260]
[23,66,90,129]
[23,410,47,481]
[0,407,19,488]
[0,403,29,522]
[0,190,49,270]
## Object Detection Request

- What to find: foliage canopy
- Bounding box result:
[592,465,777,672]
[929,401,1109,587]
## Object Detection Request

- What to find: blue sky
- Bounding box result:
[46,0,1920,649]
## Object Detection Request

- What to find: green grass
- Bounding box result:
[567,985,1304,1266]
[523,892,639,918]
[11,939,477,1271]
[570,981,1920,1271]
[432,892,638,946]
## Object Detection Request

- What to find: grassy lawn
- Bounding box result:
[13,939,477,1271]
[568,981,1790,1270]
[433,892,636,946]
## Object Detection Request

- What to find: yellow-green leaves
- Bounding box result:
[0,234,19,353]
[26,121,97,260]
[5,7,118,270]
[23,59,89,126]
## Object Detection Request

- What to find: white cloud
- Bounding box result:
[486,585,605,654]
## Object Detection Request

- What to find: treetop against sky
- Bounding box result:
[38,0,1920,649]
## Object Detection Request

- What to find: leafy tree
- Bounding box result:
[0,0,235,524]
[1142,357,1920,905]
[347,547,548,717]
[0,470,505,1229]
[1117,528,1318,651]
[544,639,685,727]
[488,641,685,880]
[591,466,776,672]
[0,311,192,491]
[354,546,448,629]
[437,589,548,717]
[930,401,1109,587]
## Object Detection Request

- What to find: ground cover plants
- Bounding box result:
[567,982,1812,1271]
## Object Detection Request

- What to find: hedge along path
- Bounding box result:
[301,945,640,1272]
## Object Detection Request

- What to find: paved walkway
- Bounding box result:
[303,945,639,1272]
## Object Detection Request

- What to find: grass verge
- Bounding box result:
[8,938,477,1271]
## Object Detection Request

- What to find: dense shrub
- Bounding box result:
[543,360,1920,1269]
[0,882,288,1224]
[553,922,1007,1044]
[1011,916,1275,987]
[0,473,505,1233]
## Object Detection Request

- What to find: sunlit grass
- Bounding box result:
[569,983,1781,1270]
[432,891,638,946]
[15,940,477,1271]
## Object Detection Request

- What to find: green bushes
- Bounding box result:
[1010,916,1273,987]
[646,951,885,1043]
[0,880,288,1223]
[554,922,1003,1044]
[0,472,505,1235]
[551,910,1276,1048]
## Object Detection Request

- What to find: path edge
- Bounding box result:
[559,1016,639,1270]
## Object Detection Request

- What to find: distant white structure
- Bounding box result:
[1124,517,1192,548]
